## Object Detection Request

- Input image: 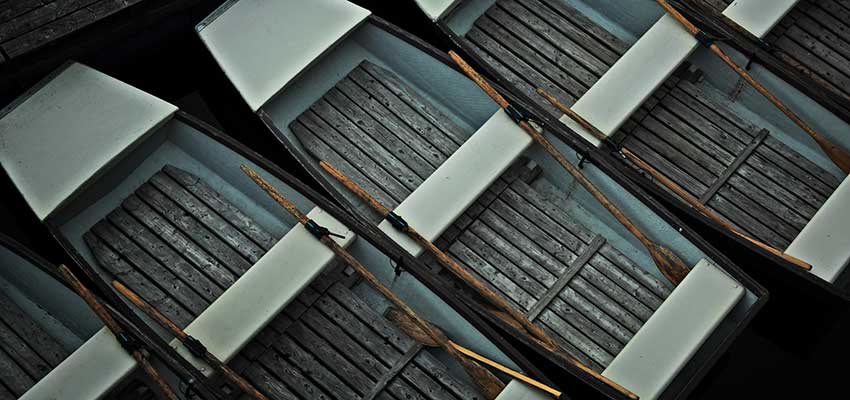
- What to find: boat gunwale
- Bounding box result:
[252,14,769,400]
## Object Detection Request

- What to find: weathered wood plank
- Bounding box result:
[462,225,554,294]
[291,120,400,210]
[628,121,722,188]
[536,0,628,56]
[309,97,424,192]
[241,363,299,400]
[709,189,792,248]
[502,0,612,75]
[526,235,603,321]
[164,165,277,251]
[487,3,596,94]
[362,346,420,400]
[411,351,480,400]
[358,62,467,149]
[92,220,209,317]
[257,349,331,400]
[450,238,540,311]
[567,276,644,334]
[136,183,254,275]
[296,111,410,203]
[85,231,193,327]
[0,346,34,397]
[761,135,841,193]
[0,320,52,381]
[274,336,360,400]
[537,309,611,368]
[0,291,67,368]
[746,151,830,207]
[122,195,240,287]
[699,130,769,204]
[622,135,710,197]
[107,208,225,302]
[335,77,447,169]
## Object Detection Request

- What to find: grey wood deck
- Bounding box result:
[0,290,69,399]
[290,61,673,373]
[85,165,480,399]
[0,0,147,62]
[463,0,843,250]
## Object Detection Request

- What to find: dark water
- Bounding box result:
[0,1,846,398]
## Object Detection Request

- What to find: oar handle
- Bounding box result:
[655,0,699,35]
[450,341,562,398]
[320,161,392,216]
[58,265,179,400]
[319,160,561,351]
[537,88,608,142]
[450,51,510,109]
[113,280,186,341]
[241,166,309,224]
[621,148,813,271]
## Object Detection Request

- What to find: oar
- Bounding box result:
[655,0,850,174]
[319,160,559,351]
[317,160,639,400]
[240,165,505,400]
[538,87,814,272]
[385,308,566,399]
[58,265,178,400]
[450,50,690,287]
[112,281,269,400]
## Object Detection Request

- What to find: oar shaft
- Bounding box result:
[241,165,505,399]
[58,265,178,400]
[657,0,850,174]
[537,88,608,142]
[320,161,559,350]
[621,148,813,271]
[450,52,639,400]
[112,281,270,400]
[449,341,562,398]
[451,52,654,251]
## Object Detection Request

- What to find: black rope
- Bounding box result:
[305,219,345,239]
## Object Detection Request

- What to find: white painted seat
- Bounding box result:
[0,63,177,221]
[378,110,532,256]
[786,175,850,283]
[562,0,800,146]
[196,0,370,112]
[602,259,745,400]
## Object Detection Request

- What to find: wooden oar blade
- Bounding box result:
[652,244,690,286]
[385,308,440,347]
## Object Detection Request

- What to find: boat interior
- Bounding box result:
[0,62,522,399]
[234,7,760,398]
[434,0,850,287]
[0,236,100,399]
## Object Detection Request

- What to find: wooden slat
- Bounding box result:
[0,346,34,397]
[85,231,193,327]
[362,345,421,400]
[0,291,67,368]
[526,236,604,321]
[0,320,52,381]
[91,220,209,317]
[358,62,467,149]
[164,165,277,251]
[121,195,240,286]
[136,183,254,274]
[273,336,360,400]
[700,130,769,204]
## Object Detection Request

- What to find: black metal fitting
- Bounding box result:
[305,219,345,239]
[385,212,409,231]
[184,335,207,358]
[116,331,142,353]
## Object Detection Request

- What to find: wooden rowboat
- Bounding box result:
[413,0,850,302]
[197,1,767,399]
[0,233,160,399]
[0,62,550,399]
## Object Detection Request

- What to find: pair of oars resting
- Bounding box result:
[57,265,179,400]
[537,82,813,273]
[449,51,690,288]
[111,281,269,400]
[318,160,637,400]
[385,308,566,399]
[656,0,850,174]
[240,165,509,399]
